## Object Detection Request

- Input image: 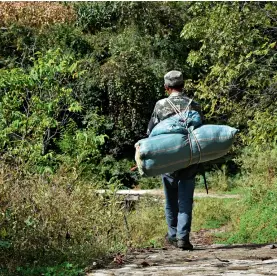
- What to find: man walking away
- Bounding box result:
[147,70,203,250]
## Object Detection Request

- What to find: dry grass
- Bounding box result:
[127,197,166,248]
[0,160,245,273]
[0,162,126,272]
[0,2,76,28]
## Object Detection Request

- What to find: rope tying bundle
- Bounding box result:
[167,97,207,193]
[166,98,202,166]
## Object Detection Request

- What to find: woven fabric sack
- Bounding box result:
[135,124,238,177]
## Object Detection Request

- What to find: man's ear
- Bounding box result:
[164,85,172,95]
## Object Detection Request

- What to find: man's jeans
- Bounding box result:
[162,173,195,241]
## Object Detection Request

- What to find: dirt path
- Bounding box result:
[88,191,276,275]
[88,231,277,276]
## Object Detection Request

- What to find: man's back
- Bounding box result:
[147,91,202,135]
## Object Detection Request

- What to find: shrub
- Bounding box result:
[74,2,186,36]
[181,2,277,148]
[0,25,38,69]
[74,49,163,157]
[0,49,84,172]
[244,109,277,147]
[202,165,234,192]
[72,2,193,156]
[136,176,161,190]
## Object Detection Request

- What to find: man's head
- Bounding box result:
[164,70,184,93]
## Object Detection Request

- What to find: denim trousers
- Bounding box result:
[162,172,195,241]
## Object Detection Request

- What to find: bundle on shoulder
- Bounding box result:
[135,110,238,177]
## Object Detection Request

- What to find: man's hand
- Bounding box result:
[130,165,138,171]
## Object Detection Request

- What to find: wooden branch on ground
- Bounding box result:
[95,189,240,201]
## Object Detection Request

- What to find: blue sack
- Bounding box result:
[135,124,238,177]
[149,110,202,137]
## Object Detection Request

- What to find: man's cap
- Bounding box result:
[164,70,184,87]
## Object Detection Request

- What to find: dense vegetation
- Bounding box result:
[0,2,277,275]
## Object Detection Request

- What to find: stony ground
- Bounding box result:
[88,230,277,276]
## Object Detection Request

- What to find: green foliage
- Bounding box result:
[56,113,107,179]
[136,176,161,190]
[0,49,83,171]
[96,155,138,188]
[37,24,94,57]
[69,2,194,155]
[74,2,185,36]
[201,165,235,192]
[2,1,277,158]
[245,109,277,147]
[0,25,38,69]
[73,21,191,155]
[2,3,277,271]
[235,145,277,203]
[0,2,199,159]
[181,2,277,146]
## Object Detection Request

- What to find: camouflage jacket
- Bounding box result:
[147,91,202,135]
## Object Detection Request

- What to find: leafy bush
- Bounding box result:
[200,165,235,192]
[95,155,138,188]
[0,49,83,170]
[136,176,161,190]
[70,2,194,155]
[181,2,277,145]
[56,112,107,179]
[73,45,163,156]
[37,25,94,58]
[0,2,198,159]
[0,25,38,69]
[235,146,277,203]
[74,2,186,36]
[245,109,277,147]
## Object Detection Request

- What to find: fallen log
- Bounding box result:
[95,189,240,201]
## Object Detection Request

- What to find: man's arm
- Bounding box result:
[147,104,160,136]
[191,100,204,122]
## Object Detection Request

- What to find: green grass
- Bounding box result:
[226,190,277,244]
[126,195,243,248]
[192,197,241,232]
